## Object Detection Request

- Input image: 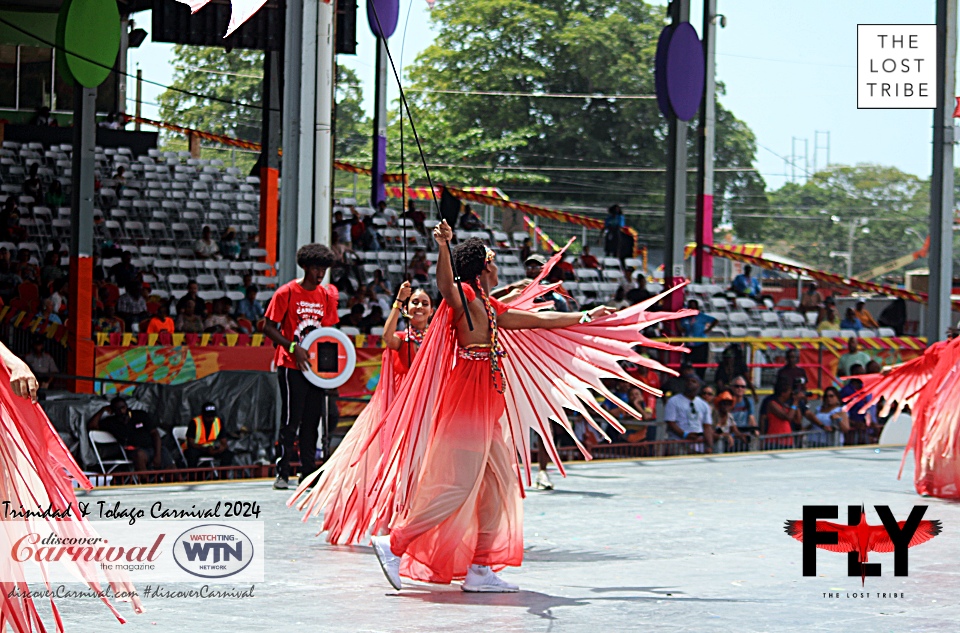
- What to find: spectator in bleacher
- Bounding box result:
[23,163,42,200]
[817,305,841,333]
[175,299,204,334]
[878,298,907,336]
[24,338,57,389]
[204,298,240,334]
[712,390,746,449]
[117,282,147,331]
[729,376,759,435]
[609,286,630,309]
[519,237,532,263]
[580,245,600,270]
[39,298,61,325]
[146,303,175,335]
[358,305,385,335]
[731,265,761,298]
[0,261,21,305]
[837,338,872,377]
[799,281,823,314]
[232,273,253,294]
[99,112,122,130]
[31,106,51,126]
[194,226,221,260]
[375,199,398,226]
[663,359,697,397]
[664,374,714,452]
[88,397,171,471]
[110,251,138,288]
[626,273,653,305]
[839,367,876,444]
[46,179,65,208]
[113,164,127,185]
[457,204,484,230]
[236,285,265,324]
[0,199,25,243]
[557,255,575,280]
[804,386,848,447]
[714,344,753,394]
[839,307,863,332]
[184,403,234,468]
[402,199,426,235]
[16,249,38,285]
[219,227,241,260]
[603,204,625,257]
[176,281,207,318]
[340,304,364,329]
[95,304,124,334]
[332,211,353,248]
[40,252,65,290]
[407,249,429,283]
[700,384,716,408]
[761,378,802,444]
[853,300,879,329]
[48,278,68,316]
[679,299,717,379]
[366,268,392,297]
[775,348,807,389]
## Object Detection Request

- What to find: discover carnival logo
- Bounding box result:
[173,524,255,579]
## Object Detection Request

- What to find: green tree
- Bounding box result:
[158,46,264,143]
[398,0,764,248]
[752,164,929,275]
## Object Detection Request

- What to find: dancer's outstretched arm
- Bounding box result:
[0,341,39,401]
[499,304,614,330]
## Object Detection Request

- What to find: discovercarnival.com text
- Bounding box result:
[7,585,256,599]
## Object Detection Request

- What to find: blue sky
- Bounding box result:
[128,0,956,191]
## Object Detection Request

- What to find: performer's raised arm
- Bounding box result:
[433,220,462,314]
[498,304,615,330]
[383,282,412,350]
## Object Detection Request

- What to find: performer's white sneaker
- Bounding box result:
[535,469,554,490]
[462,565,519,593]
[371,535,402,591]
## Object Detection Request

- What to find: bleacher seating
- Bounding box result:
[0,139,265,310]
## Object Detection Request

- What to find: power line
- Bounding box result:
[404,88,656,100]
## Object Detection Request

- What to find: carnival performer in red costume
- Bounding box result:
[290,281,434,544]
[0,341,142,631]
[847,333,960,498]
[362,221,691,592]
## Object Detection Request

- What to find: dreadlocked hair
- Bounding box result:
[296,243,338,270]
[452,238,488,281]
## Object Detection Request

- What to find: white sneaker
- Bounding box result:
[461,565,519,593]
[371,535,402,590]
[535,469,554,490]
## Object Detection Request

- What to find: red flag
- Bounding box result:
[953,96,960,118]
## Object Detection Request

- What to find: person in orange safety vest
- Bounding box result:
[184,402,234,468]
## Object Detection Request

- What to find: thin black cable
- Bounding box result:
[0,15,279,113]
[367,2,472,330]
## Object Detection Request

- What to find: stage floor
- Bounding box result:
[56,446,960,632]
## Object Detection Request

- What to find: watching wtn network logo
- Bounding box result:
[173,524,255,579]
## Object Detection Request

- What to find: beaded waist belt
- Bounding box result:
[457,344,493,361]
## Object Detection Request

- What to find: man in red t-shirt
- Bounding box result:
[263,243,340,489]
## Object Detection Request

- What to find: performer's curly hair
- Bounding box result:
[296,243,338,269]
[452,238,488,280]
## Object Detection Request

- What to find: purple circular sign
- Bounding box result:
[654,25,674,118]
[665,22,705,121]
[367,0,399,39]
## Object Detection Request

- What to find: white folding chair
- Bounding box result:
[88,430,136,482]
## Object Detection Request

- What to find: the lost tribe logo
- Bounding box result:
[173,524,255,579]
[784,505,941,585]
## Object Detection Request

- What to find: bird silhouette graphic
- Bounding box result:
[784,507,941,586]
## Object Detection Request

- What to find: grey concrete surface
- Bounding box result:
[47,447,960,632]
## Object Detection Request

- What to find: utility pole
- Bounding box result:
[928,0,957,342]
[694,0,719,282]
